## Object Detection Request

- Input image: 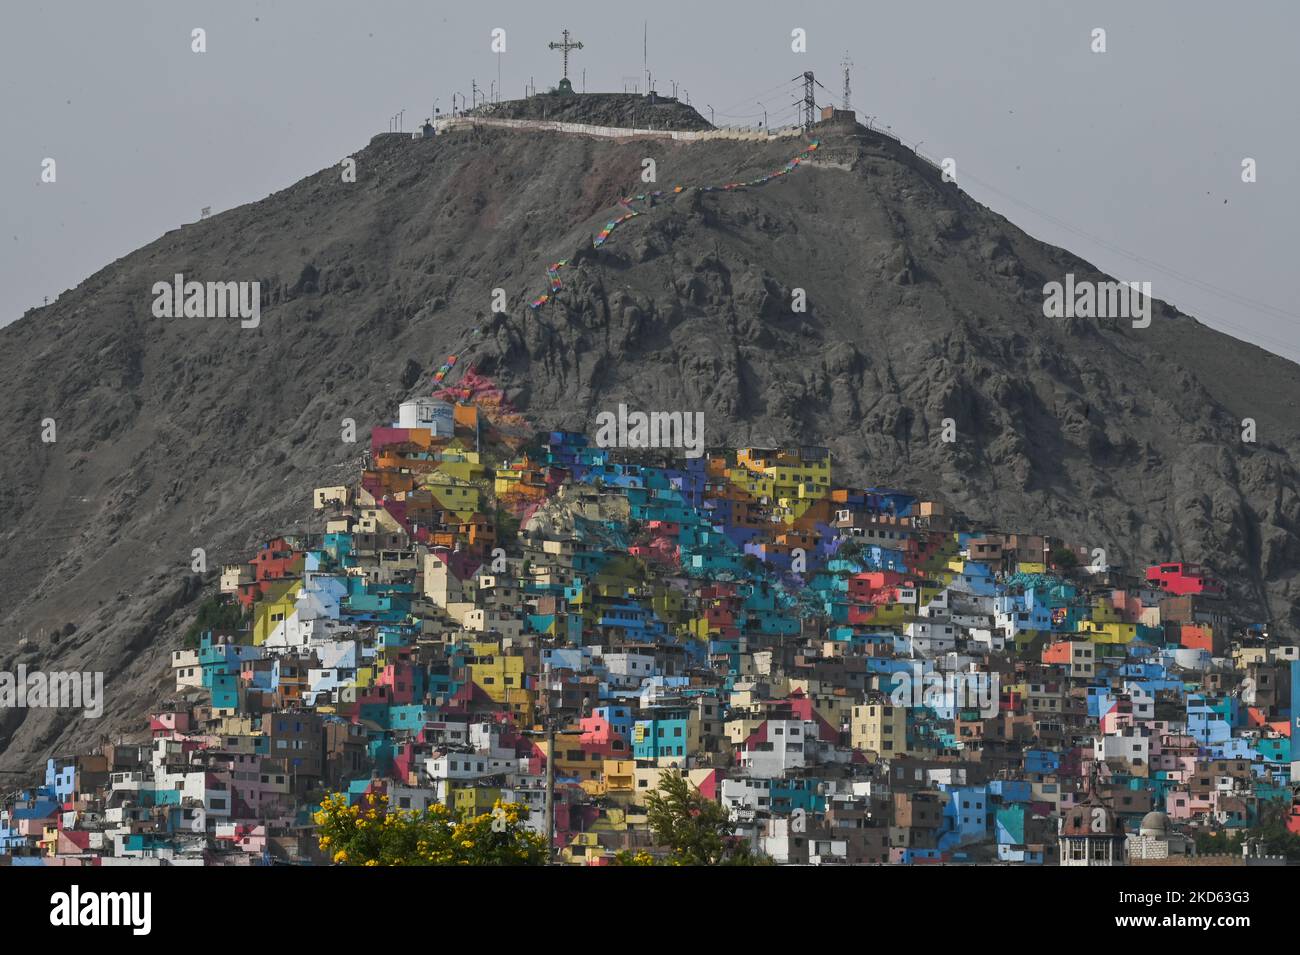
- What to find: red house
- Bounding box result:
[1145,562,1225,598]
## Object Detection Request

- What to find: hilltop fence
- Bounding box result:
[432,115,806,143]
[429,113,946,177]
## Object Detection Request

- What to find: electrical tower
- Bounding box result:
[841,52,853,110]
[793,71,827,129]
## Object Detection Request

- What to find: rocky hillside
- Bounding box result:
[3,103,1300,771]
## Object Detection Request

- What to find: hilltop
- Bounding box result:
[469,91,714,131]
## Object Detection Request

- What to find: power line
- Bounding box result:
[713,78,801,119]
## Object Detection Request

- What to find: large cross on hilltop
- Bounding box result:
[548,29,583,81]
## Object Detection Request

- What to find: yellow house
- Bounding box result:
[859,601,910,627]
[916,578,947,605]
[602,759,637,797]
[504,686,536,726]
[433,450,486,484]
[851,702,910,757]
[768,462,829,502]
[425,477,481,517]
[1078,619,1137,644]
[588,806,629,835]
[726,462,775,500]
[253,579,301,645]
[469,650,526,706]
[452,784,500,817]
[1233,646,1269,669]
[560,831,610,865]
[538,738,602,782]
[685,613,714,641]
[41,825,59,856]
[1090,597,1127,624]
[650,586,685,622]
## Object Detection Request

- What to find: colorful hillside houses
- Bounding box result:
[4,381,1295,867]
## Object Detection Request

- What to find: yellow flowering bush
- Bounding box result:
[314,793,547,866]
[611,849,658,866]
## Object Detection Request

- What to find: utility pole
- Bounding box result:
[543,718,555,863]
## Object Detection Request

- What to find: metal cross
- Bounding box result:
[547,29,584,80]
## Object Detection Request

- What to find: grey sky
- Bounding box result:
[4,0,1298,359]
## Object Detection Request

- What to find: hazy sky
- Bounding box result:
[4,1,1298,358]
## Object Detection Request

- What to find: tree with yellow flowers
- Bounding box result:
[314,792,547,866]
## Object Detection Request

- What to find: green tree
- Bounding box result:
[1193,814,1300,861]
[643,770,768,865]
[494,503,521,547]
[1049,546,1079,572]
[183,594,248,648]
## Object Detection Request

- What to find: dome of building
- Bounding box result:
[1139,811,1170,838]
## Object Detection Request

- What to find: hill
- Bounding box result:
[3,103,1300,769]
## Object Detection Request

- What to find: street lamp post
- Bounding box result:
[528,708,586,865]
[543,719,555,861]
